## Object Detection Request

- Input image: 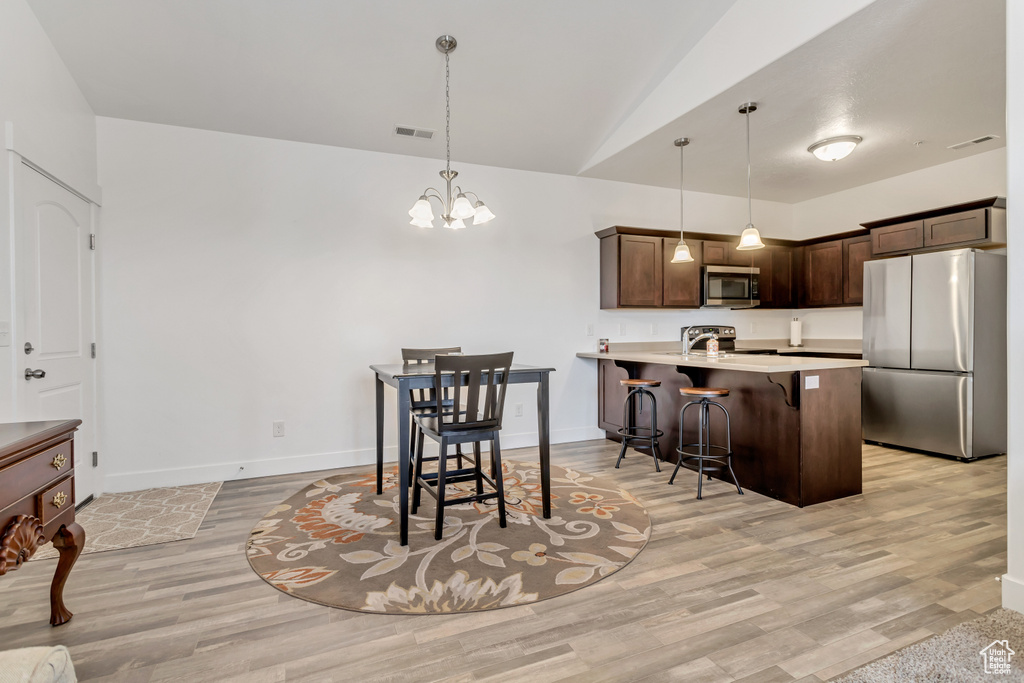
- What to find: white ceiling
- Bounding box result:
[26,0,1006,203]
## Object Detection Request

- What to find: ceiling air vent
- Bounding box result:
[394,125,435,140]
[947,134,999,151]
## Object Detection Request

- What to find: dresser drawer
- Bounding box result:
[37,476,75,526]
[0,440,74,511]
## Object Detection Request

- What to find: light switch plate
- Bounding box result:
[804,375,819,390]
[0,321,9,347]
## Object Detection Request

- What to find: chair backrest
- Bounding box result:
[434,352,514,432]
[402,347,462,407]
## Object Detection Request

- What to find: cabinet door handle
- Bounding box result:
[51,453,67,470]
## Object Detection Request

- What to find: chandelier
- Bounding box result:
[408,35,495,229]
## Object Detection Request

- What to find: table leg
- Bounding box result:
[375,374,385,495]
[397,384,411,545]
[537,372,551,518]
[50,522,84,626]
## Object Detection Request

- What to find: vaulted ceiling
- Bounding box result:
[27,0,1005,203]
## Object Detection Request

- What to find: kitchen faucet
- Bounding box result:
[684,330,718,354]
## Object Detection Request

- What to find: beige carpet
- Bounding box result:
[837,608,1024,681]
[31,482,222,560]
[247,460,651,614]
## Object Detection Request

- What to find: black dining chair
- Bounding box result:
[411,352,513,540]
[402,347,468,476]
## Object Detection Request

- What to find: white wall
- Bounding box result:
[95,116,850,492]
[1002,0,1023,614]
[0,0,97,421]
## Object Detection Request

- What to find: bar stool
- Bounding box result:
[671,387,743,499]
[615,379,663,472]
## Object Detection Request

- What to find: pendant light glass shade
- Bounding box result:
[736,102,765,251]
[407,35,494,229]
[670,137,695,263]
[737,225,764,250]
[671,241,694,263]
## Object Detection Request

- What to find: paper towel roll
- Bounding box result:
[790,318,803,347]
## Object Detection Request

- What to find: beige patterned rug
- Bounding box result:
[32,482,222,560]
[246,460,651,614]
[837,608,1024,682]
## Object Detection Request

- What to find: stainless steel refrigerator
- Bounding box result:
[862,249,1006,460]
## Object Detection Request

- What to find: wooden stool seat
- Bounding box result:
[680,387,729,397]
[621,379,661,388]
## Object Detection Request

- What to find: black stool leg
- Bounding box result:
[713,401,743,495]
[491,435,507,528]
[473,441,484,495]
[647,389,662,472]
[696,401,707,499]
[434,437,448,541]
[411,428,424,515]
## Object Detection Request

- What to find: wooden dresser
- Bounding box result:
[0,419,85,625]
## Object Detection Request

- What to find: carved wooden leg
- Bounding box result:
[49,522,84,626]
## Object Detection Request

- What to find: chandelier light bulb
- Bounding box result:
[409,197,434,221]
[410,216,434,228]
[472,201,495,224]
[737,225,765,250]
[450,193,475,219]
[444,217,467,230]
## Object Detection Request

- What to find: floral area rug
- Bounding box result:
[246,460,651,614]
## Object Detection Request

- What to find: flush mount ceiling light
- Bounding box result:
[407,35,494,230]
[736,102,765,251]
[670,137,694,263]
[807,135,863,162]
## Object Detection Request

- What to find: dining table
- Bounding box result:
[371,361,556,546]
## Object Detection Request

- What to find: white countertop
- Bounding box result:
[576,340,867,373]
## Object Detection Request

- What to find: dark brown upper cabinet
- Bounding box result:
[863,197,1006,255]
[599,228,702,309]
[870,219,923,255]
[662,238,703,307]
[702,240,737,266]
[842,236,872,305]
[801,241,844,307]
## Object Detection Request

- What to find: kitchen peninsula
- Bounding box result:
[577,344,868,507]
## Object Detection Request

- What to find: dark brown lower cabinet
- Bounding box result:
[595,360,863,507]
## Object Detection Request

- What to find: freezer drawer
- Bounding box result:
[862,367,973,459]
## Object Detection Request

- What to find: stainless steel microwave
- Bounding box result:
[702,265,760,308]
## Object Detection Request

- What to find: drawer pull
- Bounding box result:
[52,492,68,509]
[52,453,67,470]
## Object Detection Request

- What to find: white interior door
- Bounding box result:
[16,162,97,502]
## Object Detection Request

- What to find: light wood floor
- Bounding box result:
[0,440,1006,682]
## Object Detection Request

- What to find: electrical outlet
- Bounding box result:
[618,324,626,335]
[273,420,285,437]
[651,323,659,335]
[750,322,758,334]
[514,403,524,417]
[586,323,594,336]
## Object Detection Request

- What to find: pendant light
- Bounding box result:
[736,102,765,251]
[407,35,494,229]
[670,137,694,263]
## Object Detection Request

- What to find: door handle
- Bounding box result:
[24,368,45,380]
